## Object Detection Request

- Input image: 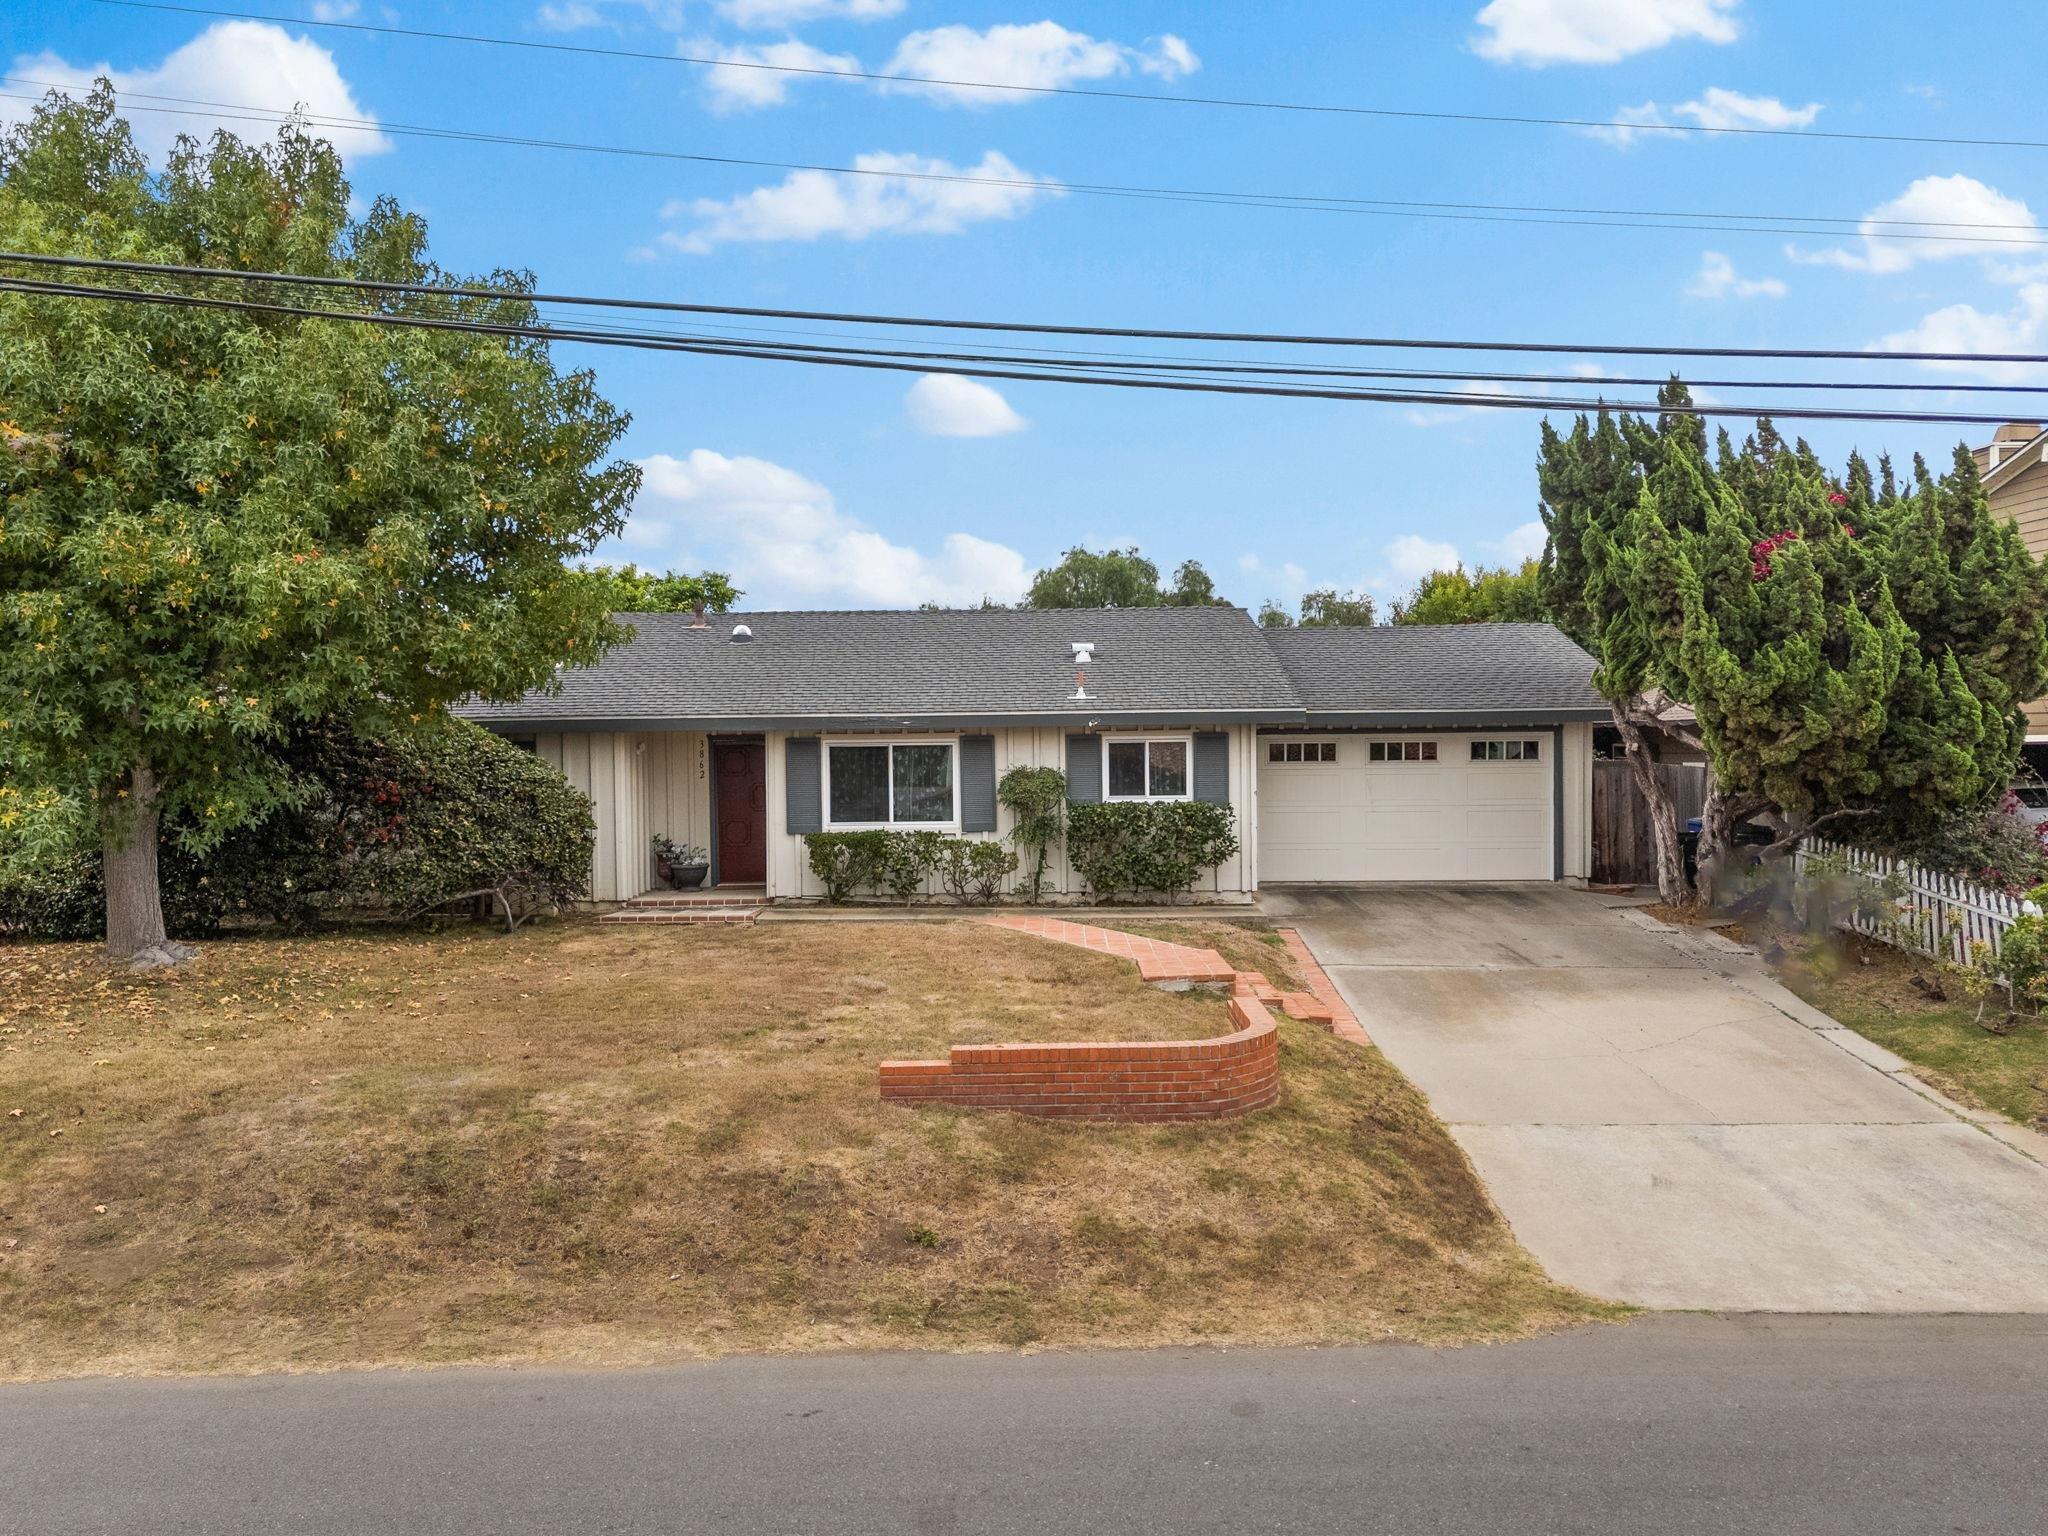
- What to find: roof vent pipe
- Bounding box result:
[689,601,710,629]
[1070,641,1095,700]
[730,623,754,643]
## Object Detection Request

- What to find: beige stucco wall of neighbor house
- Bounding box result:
[534,730,712,902]
[762,724,1263,904]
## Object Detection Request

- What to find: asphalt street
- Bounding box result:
[6,1315,2048,1535]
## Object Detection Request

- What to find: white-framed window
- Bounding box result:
[824,737,959,828]
[1368,740,1438,763]
[1103,734,1193,802]
[1268,741,1338,764]
[1470,738,1542,762]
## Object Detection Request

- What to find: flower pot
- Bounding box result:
[676,862,709,890]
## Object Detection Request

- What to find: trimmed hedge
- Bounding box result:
[0,720,594,941]
[1066,801,1240,903]
[802,830,1017,905]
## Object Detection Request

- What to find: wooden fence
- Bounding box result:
[1590,759,1708,886]
[1792,837,2036,963]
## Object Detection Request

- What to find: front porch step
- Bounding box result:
[625,889,765,906]
[599,905,763,925]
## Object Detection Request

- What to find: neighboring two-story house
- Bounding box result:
[1977,422,2048,754]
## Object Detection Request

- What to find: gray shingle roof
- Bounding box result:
[460,606,1306,730]
[457,608,1606,731]
[1261,622,1608,724]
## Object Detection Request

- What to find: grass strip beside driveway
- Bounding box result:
[1781,939,2048,1129]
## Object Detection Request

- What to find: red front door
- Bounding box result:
[713,741,768,885]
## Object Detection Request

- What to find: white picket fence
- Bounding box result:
[1793,837,2036,964]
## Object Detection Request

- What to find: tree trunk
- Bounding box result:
[1611,702,1693,905]
[1696,788,1771,907]
[103,762,192,970]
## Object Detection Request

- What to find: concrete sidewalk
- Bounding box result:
[1265,884,2048,1312]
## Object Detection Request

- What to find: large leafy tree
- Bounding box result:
[0,88,638,965]
[1258,588,1379,627]
[1025,545,1226,608]
[578,564,740,615]
[1391,560,1545,625]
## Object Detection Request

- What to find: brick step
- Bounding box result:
[626,890,766,908]
[1277,991,1335,1025]
[599,907,763,925]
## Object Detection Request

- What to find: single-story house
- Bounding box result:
[457,606,1609,903]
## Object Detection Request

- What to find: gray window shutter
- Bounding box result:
[959,735,997,833]
[1193,731,1230,806]
[785,736,822,834]
[1065,733,1102,803]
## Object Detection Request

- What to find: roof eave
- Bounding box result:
[1293,707,1610,728]
[1985,430,2048,492]
[464,707,1310,733]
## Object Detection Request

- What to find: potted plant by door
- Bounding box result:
[652,836,711,890]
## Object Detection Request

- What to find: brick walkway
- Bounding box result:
[982,914,1236,985]
[1279,928,1369,1045]
[983,915,1368,1046]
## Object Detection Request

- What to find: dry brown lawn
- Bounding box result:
[0,917,1620,1381]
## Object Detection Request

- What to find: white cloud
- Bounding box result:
[1687,251,1787,300]
[1487,520,1550,564]
[1237,553,1308,596]
[1677,86,1819,131]
[1472,0,1739,66]
[718,0,904,25]
[651,149,1059,254]
[621,449,1031,607]
[1587,87,1820,145]
[4,21,390,162]
[694,38,859,112]
[1377,534,1462,590]
[537,2,606,27]
[1787,174,2038,276]
[536,0,688,29]
[1874,284,2048,384]
[905,373,1028,437]
[1357,522,1552,598]
[310,1,360,18]
[879,23,1199,105]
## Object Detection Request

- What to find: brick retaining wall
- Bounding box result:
[878,989,1281,1123]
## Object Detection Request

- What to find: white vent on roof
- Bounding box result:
[731,623,754,643]
[1070,641,1095,700]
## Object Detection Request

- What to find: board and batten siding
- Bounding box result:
[534,730,711,902]
[1991,457,2048,736]
[762,724,1262,902]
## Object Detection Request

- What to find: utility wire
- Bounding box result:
[2,271,2038,426]
[7,250,2047,366]
[536,309,2048,396]
[539,311,2048,396]
[7,79,2044,249]
[88,0,2048,153]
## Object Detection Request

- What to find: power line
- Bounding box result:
[88,0,2048,153]
[8,250,2047,366]
[10,79,2045,253]
[1,270,2037,426]
[533,311,2048,396]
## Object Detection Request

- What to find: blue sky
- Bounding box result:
[6,0,2046,610]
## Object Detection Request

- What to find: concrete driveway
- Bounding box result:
[1262,884,2048,1312]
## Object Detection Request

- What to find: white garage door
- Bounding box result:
[1258,734,1554,882]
